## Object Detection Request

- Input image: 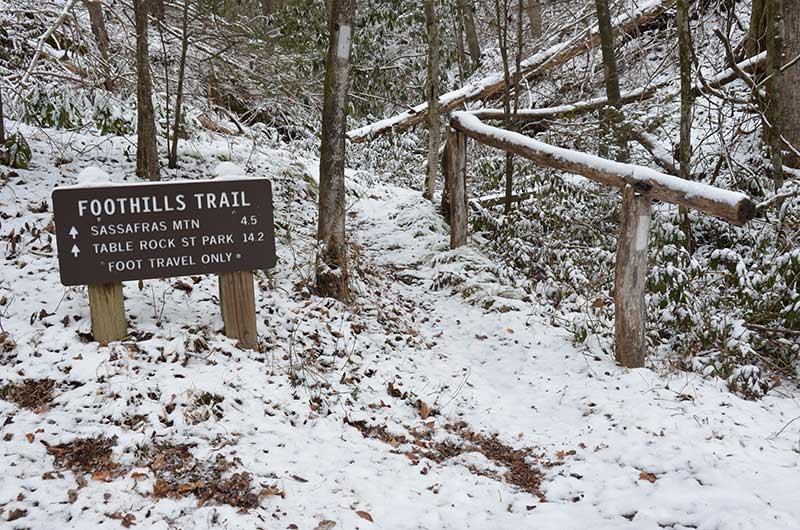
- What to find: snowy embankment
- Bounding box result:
[0,124,799,529]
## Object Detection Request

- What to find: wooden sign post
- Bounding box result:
[52,177,276,347]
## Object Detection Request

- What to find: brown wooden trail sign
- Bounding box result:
[52,177,276,348]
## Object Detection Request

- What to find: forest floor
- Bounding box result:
[1,123,800,529]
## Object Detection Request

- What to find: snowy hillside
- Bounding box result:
[0,120,798,529]
[2,0,800,528]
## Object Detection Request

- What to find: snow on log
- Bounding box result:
[468,52,767,122]
[450,112,756,225]
[347,0,676,143]
[468,86,663,121]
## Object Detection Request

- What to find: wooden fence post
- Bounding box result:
[447,127,468,249]
[614,185,652,368]
[88,283,126,344]
[219,271,258,349]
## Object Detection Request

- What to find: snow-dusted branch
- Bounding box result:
[15,0,82,90]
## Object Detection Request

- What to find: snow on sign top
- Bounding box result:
[51,177,277,286]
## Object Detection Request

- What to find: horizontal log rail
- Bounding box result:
[443,112,757,370]
[450,112,756,225]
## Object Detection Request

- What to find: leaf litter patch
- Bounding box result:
[0,378,56,410]
[45,435,121,480]
[136,442,283,510]
[346,417,560,498]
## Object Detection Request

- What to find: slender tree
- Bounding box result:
[493,0,524,214]
[677,0,693,252]
[0,84,5,145]
[453,1,467,82]
[169,0,192,168]
[594,0,627,161]
[765,0,785,189]
[746,0,767,58]
[423,0,441,200]
[316,0,355,302]
[133,0,160,180]
[81,0,114,91]
[776,0,799,167]
[458,0,481,68]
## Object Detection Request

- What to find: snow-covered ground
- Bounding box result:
[1,125,799,529]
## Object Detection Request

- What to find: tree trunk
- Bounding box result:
[777,0,799,167]
[594,0,628,161]
[458,0,481,68]
[453,1,467,81]
[677,0,694,252]
[747,0,767,58]
[81,0,113,91]
[0,84,5,145]
[526,0,542,39]
[169,0,191,169]
[765,0,785,188]
[424,0,441,200]
[134,0,160,180]
[493,0,515,214]
[316,0,355,302]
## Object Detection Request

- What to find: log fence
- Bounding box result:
[444,111,757,368]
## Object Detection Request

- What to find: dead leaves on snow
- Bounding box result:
[139,442,282,510]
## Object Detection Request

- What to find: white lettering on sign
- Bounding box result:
[193,191,252,209]
[337,25,351,59]
[77,195,188,217]
[76,191,252,217]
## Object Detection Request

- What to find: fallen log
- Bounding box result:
[468,51,767,122]
[450,112,756,225]
[347,0,677,143]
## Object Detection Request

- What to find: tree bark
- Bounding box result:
[493,0,517,214]
[677,0,694,252]
[765,0,785,188]
[0,84,5,145]
[594,0,628,161]
[458,0,481,68]
[81,0,114,91]
[424,0,441,201]
[134,0,160,180]
[316,0,355,302]
[777,0,800,167]
[453,0,468,81]
[169,0,191,169]
[747,0,767,58]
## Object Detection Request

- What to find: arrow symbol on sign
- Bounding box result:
[71,244,80,257]
[69,226,78,239]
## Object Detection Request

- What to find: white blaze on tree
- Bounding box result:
[316,0,356,302]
